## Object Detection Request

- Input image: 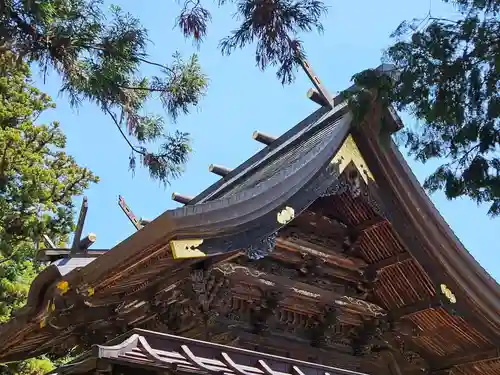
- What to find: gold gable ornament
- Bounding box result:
[440,283,457,304]
[170,239,207,259]
[56,280,69,295]
[330,135,374,183]
[277,206,295,225]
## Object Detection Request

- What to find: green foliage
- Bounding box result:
[345,1,500,216]
[0,0,327,184]
[0,53,98,374]
[387,1,500,215]
[1,357,55,375]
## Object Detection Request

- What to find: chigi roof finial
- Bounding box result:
[294,46,334,109]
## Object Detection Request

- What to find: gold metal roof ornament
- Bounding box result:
[330,135,374,183]
[277,206,295,225]
[170,239,207,259]
[440,283,457,304]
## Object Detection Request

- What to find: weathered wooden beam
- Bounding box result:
[79,233,97,250]
[209,164,232,177]
[71,196,88,250]
[171,192,194,205]
[210,320,356,358]
[214,263,385,318]
[276,237,367,270]
[271,251,363,285]
[252,131,277,146]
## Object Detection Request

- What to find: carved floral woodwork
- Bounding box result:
[185,267,233,326]
[249,288,284,333]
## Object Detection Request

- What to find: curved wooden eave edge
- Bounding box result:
[355,117,500,332]
[0,108,354,362]
[60,106,352,289]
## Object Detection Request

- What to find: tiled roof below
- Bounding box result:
[51,329,367,375]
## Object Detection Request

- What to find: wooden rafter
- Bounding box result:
[390,297,444,320]
[368,252,412,272]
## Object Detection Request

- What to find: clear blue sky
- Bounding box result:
[32,0,498,281]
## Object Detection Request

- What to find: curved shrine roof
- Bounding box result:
[0,87,498,375]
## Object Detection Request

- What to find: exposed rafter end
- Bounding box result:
[209,164,232,177]
[171,192,194,205]
[252,131,276,146]
[306,88,330,107]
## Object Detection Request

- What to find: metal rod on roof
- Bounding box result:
[71,197,88,251]
[307,88,330,107]
[252,131,277,146]
[209,164,232,177]
[171,192,194,205]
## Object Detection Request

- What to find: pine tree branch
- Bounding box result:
[105,107,146,156]
[105,107,174,161]
[79,44,176,74]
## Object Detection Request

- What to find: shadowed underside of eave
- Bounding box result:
[352,121,500,336]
